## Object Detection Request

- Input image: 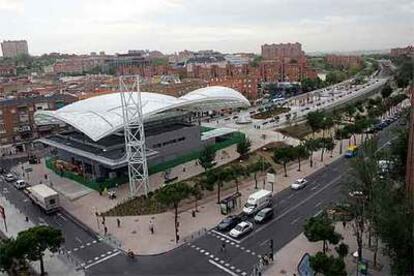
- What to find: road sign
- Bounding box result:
[266,173,275,183]
[297,253,314,276]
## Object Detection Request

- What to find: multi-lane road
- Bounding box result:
[0,117,401,275]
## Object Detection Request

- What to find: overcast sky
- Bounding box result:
[1,0,413,55]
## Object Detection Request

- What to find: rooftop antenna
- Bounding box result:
[119,75,149,197]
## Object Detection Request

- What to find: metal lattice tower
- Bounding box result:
[119,76,149,197]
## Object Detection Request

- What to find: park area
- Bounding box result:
[103,141,288,217]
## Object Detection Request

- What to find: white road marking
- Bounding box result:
[313,210,323,217]
[204,252,209,256]
[83,251,121,270]
[236,269,241,273]
[200,249,205,253]
[92,240,97,244]
[211,230,241,244]
[314,201,322,207]
[100,254,106,257]
[246,249,251,253]
[220,260,225,264]
[67,250,71,254]
[291,216,302,225]
[248,174,342,238]
[107,251,112,254]
[241,272,247,276]
[94,257,99,260]
[225,263,230,267]
[208,260,238,276]
[287,194,294,199]
[230,266,235,270]
[75,237,82,244]
[86,243,91,246]
[80,245,85,249]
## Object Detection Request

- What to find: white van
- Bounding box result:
[14,179,28,189]
[243,189,272,216]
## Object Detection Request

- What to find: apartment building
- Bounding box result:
[0,93,77,152]
[1,40,29,58]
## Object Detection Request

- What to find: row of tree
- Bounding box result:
[0,225,64,275]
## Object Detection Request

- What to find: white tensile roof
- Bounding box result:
[35,86,250,142]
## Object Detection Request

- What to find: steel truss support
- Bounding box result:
[119,75,149,197]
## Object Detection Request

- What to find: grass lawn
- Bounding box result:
[103,193,168,216]
[278,123,313,139]
[252,107,290,120]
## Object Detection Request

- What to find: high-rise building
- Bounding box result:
[261,42,304,61]
[1,40,29,58]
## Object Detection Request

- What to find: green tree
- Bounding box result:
[307,111,325,137]
[156,182,191,243]
[230,164,242,193]
[293,144,310,172]
[309,252,347,276]
[236,136,251,160]
[304,138,321,167]
[381,84,393,99]
[345,104,357,122]
[335,243,349,259]
[198,145,216,172]
[16,225,64,275]
[273,146,295,177]
[191,183,203,212]
[304,213,342,254]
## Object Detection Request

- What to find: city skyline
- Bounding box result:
[1,0,413,55]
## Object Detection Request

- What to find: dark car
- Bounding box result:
[217,215,241,232]
[254,208,273,224]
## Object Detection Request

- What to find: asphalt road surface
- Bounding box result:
[0,119,402,276]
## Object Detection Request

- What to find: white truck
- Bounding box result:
[243,189,272,216]
[26,184,60,214]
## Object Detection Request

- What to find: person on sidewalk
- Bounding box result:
[117,218,121,228]
[104,226,108,235]
[149,221,154,234]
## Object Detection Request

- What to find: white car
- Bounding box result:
[291,178,308,190]
[4,173,15,182]
[229,221,253,239]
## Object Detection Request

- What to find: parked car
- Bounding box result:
[216,215,241,232]
[14,179,28,189]
[254,208,273,224]
[229,221,253,238]
[4,173,15,182]
[291,178,308,190]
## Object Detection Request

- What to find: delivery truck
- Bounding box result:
[243,189,272,216]
[26,184,60,214]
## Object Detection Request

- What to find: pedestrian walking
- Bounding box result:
[220,241,226,253]
[104,226,108,235]
[117,218,121,228]
[149,221,154,234]
[342,220,347,228]
[25,216,29,222]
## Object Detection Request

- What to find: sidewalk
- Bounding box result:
[0,194,84,276]
[264,222,391,276]
[11,131,365,255]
